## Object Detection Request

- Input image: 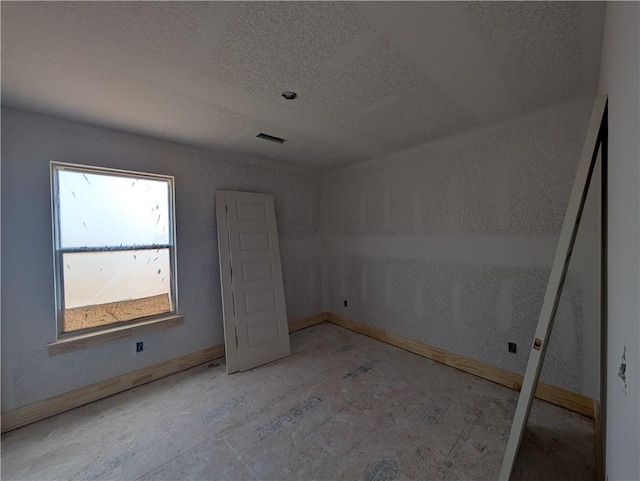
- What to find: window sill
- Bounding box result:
[47,314,184,356]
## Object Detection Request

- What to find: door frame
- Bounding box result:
[499,96,608,479]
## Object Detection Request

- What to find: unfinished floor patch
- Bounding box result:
[1,323,595,480]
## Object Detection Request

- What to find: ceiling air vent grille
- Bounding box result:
[257,133,286,144]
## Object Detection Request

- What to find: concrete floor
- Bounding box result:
[2,323,595,480]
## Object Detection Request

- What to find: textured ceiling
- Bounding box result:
[1,2,605,170]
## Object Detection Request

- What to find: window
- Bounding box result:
[51,162,177,338]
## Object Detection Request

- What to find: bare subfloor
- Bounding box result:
[1,323,595,480]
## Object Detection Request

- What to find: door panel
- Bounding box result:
[236,202,269,221]
[243,287,277,314]
[216,190,290,373]
[246,316,280,347]
[240,260,274,282]
[238,231,272,251]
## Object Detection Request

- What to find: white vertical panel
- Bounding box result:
[499,96,607,479]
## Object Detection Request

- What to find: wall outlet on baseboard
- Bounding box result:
[136,341,144,353]
[343,300,348,307]
[508,342,517,354]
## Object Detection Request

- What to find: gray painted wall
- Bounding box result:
[598,2,640,479]
[1,93,605,414]
[1,107,322,411]
[321,97,600,397]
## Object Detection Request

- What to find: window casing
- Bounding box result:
[51,162,178,339]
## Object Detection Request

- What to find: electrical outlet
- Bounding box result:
[136,341,144,353]
[508,342,517,354]
[344,300,348,307]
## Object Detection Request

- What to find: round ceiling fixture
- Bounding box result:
[281,91,298,100]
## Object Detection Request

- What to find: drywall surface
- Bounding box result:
[322,97,600,397]
[598,2,640,479]
[0,107,322,411]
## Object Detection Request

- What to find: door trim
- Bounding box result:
[215,190,240,373]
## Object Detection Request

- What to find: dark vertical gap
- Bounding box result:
[53,166,66,335]
[168,181,177,314]
[599,103,608,479]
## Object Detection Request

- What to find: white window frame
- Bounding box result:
[50,161,179,341]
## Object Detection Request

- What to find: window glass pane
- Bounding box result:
[61,249,172,333]
[58,170,170,248]
[62,248,172,308]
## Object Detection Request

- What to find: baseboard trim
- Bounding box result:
[1,314,327,433]
[325,312,595,418]
[288,312,328,333]
[1,344,225,434]
[594,400,604,480]
[2,312,594,433]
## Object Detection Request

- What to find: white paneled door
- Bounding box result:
[215,191,291,374]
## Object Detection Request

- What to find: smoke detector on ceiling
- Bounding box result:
[281,91,297,100]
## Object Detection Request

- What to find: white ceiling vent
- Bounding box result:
[257,133,286,144]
